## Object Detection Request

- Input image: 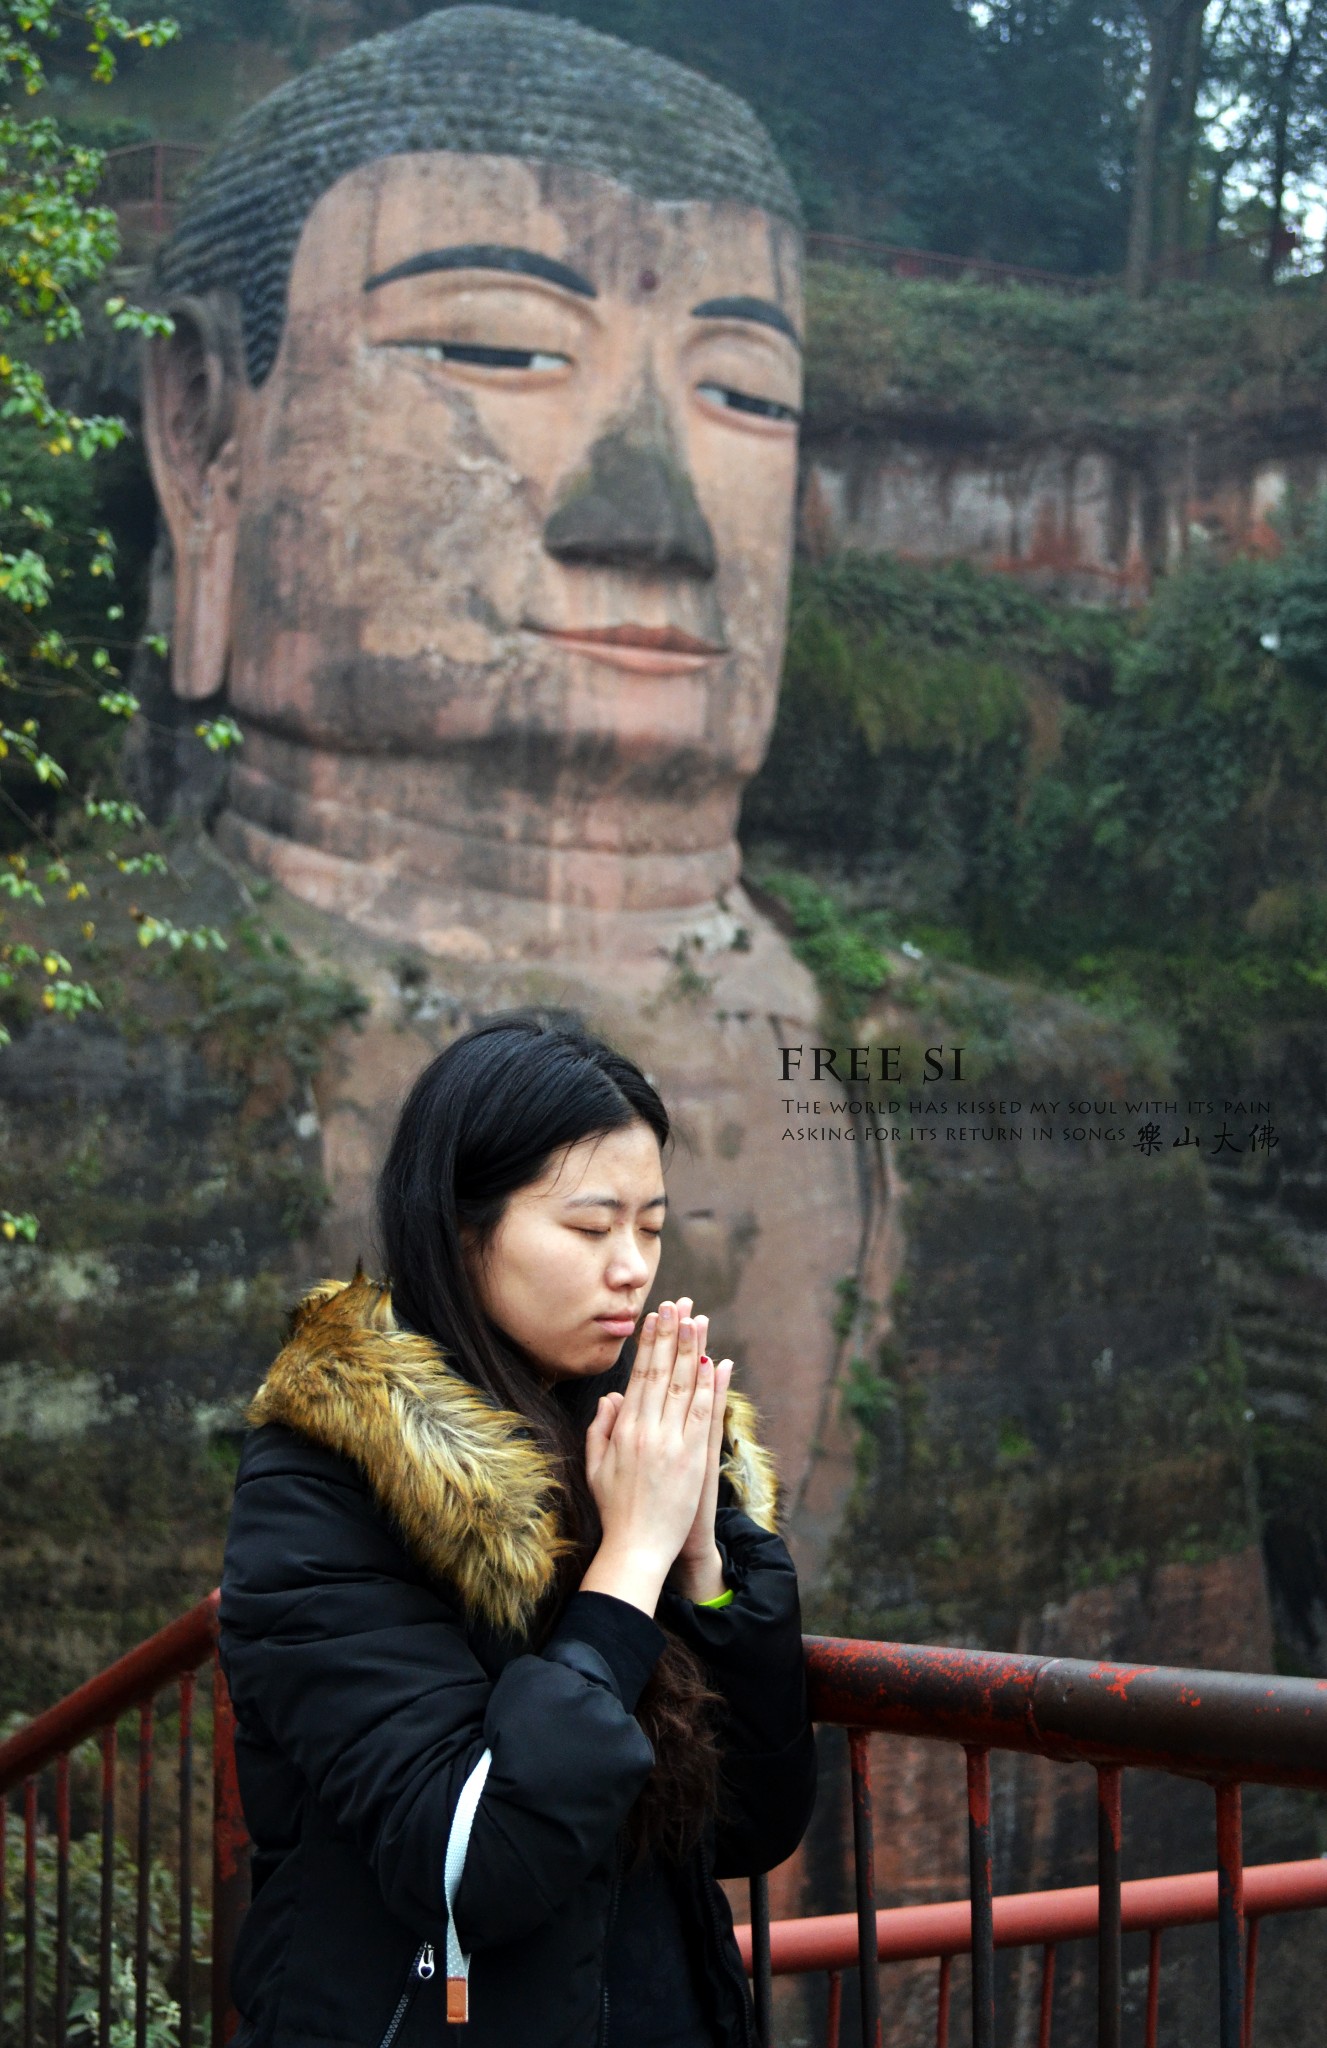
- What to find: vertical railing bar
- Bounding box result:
[99,1727,117,2048]
[1215,1781,1245,2048]
[135,1700,153,2048]
[1037,1944,1057,2048]
[211,1654,249,2048]
[55,1753,71,2048]
[847,1729,881,2048]
[935,1953,952,2048]
[1,1787,8,2048]
[1144,1929,1161,2048]
[965,1747,995,2048]
[749,1870,772,2048]
[178,1676,195,2048]
[1241,1918,1260,2048]
[1096,1765,1122,2048]
[22,1778,37,2048]
[825,1970,843,2048]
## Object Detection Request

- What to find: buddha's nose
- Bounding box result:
[543,420,717,580]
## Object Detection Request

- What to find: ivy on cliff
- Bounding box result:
[804,265,1327,438]
[742,530,1327,1073]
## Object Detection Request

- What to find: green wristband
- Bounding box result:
[695,1587,734,1609]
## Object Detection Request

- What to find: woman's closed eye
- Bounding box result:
[572,1224,663,1239]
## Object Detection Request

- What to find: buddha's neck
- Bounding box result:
[215,727,744,962]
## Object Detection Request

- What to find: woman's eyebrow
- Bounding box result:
[691,294,801,349]
[364,244,598,297]
[563,1192,669,1211]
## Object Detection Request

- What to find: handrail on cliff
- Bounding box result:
[2,1601,1326,2048]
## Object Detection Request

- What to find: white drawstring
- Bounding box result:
[444,1748,492,2024]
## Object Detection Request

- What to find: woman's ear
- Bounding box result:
[142,293,244,702]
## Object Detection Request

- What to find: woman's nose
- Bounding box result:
[606,1237,651,1287]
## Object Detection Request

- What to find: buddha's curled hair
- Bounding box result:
[156,4,801,388]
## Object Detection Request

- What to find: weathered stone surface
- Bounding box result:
[0,837,363,1714]
[800,418,1326,603]
[253,868,864,1534]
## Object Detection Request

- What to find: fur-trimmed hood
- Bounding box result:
[247,1273,781,1636]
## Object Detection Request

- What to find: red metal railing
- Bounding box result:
[2,1603,1326,2048]
[804,231,1104,295]
[0,1596,245,2048]
[805,226,1303,295]
[761,1641,1327,2048]
[92,151,1300,293]
[98,143,206,239]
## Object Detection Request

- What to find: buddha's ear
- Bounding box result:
[142,293,244,702]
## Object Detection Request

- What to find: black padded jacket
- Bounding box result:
[217,1276,818,2048]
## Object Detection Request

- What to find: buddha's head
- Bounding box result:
[145,6,803,957]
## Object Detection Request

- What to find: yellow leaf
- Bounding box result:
[41,953,58,974]
[2,1221,15,1241]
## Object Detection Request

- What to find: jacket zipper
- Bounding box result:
[375,1940,434,2048]
[596,1842,624,2048]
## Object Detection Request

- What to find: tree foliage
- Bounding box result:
[0,1,243,1243]
[1209,0,1327,283]
[0,1736,204,2039]
[743,529,1327,1067]
[321,0,1320,282]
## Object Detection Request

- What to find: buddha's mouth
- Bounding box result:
[526,622,727,675]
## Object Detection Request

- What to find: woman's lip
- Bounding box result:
[528,624,726,675]
[595,1314,638,1333]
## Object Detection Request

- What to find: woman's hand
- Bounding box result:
[580,1299,717,1616]
[667,1299,733,1602]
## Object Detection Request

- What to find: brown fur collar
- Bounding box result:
[247,1273,781,1636]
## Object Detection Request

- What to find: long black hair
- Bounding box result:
[375,1008,721,1862]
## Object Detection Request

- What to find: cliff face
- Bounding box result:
[800,420,1324,602]
[798,266,1327,602]
[0,840,364,1713]
[776,968,1327,2047]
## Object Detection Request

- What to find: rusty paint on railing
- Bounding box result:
[804,1635,1327,1788]
[0,1595,218,1795]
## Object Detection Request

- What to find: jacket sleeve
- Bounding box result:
[218,1428,661,1951]
[656,1502,818,1877]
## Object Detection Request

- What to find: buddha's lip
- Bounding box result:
[526,622,726,673]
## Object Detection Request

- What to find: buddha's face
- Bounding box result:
[209,153,802,858]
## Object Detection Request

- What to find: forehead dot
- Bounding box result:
[638,268,659,294]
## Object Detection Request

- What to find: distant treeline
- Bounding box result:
[126,0,1327,287]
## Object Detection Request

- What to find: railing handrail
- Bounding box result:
[101,141,207,164]
[804,230,1102,292]
[805,1635,1327,1789]
[0,1592,218,1794]
[733,1856,1327,1973]
[8,1606,1327,1796]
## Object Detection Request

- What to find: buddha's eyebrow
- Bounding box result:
[691,295,801,349]
[364,244,598,297]
[563,1192,669,1212]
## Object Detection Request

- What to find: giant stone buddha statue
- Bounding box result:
[143,6,878,1572]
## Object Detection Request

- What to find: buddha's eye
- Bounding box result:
[696,380,800,424]
[393,341,571,371]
